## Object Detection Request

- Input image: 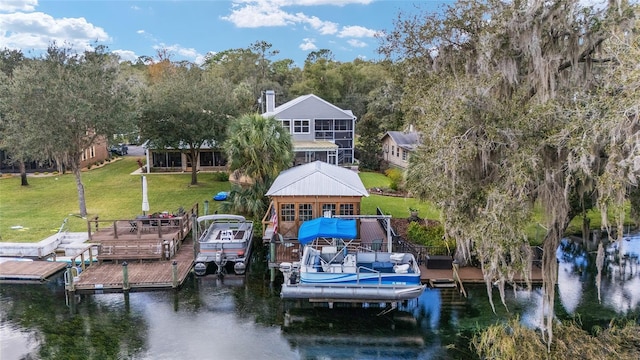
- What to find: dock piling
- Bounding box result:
[122,262,130,291]
[64,264,75,292]
[172,261,179,288]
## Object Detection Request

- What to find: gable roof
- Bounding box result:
[266,160,369,197]
[382,131,420,151]
[262,94,356,120]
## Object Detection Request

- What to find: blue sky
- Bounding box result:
[0,0,454,66]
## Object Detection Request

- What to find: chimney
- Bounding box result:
[265,90,275,113]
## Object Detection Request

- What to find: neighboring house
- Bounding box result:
[142,141,227,173]
[261,90,357,166]
[381,130,420,169]
[0,135,110,173]
[262,160,369,241]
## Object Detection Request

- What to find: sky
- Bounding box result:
[0,0,454,67]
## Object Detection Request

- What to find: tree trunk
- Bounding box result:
[189,150,199,185]
[71,163,87,217]
[19,161,28,186]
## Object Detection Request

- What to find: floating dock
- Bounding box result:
[0,260,67,283]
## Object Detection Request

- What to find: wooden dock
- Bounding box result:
[420,263,544,288]
[0,260,67,283]
[71,239,196,292]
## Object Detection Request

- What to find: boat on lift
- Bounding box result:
[279,217,425,302]
[194,214,254,276]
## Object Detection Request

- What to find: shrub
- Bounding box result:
[384,168,403,191]
[407,221,444,246]
[212,172,229,182]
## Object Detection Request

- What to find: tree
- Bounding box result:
[138,62,238,185]
[221,113,293,218]
[381,0,637,347]
[0,48,32,186]
[2,44,134,217]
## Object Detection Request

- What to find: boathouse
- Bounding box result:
[261,161,369,242]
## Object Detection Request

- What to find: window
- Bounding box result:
[391,146,395,156]
[90,146,95,158]
[293,119,310,134]
[315,119,333,131]
[322,204,336,217]
[339,204,354,216]
[402,149,407,161]
[280,120,291,133]
[280,203,295,222]
[335,119,352,130]
[200,152,214,166]
[299,203,313,221]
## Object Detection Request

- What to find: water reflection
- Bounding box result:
[556,231,640,317]
[1,233,639,360]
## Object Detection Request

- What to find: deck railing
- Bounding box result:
[86,203,198,241]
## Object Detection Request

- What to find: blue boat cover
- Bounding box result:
[297,218,357,245]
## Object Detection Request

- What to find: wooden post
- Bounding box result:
[172,261,179,288]
[270,240,276,283]
[65,264,75,292]
[122,262,130,291]
[113,221,118,239]
[192,213,198,258]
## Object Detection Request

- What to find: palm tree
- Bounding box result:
[221,113,293,218]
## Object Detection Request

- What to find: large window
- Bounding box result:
[293,119,310,134]
[280,120,291,133]
[280,203,295,222]
[152,151,182,168]
[200,151,214,166]
[322,204,336,217]
[299,203,313,221]
[402,149,408,161]
[339,204,354,216]
[335,119,352,131]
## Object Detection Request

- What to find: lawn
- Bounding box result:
[0,160,441,243]
[3,159,619,244]
[0,157,230,242]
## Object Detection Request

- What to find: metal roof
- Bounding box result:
[294,140,338,151]
[262,94,356,120]
[382,131,420,151]
[266,161,369,197]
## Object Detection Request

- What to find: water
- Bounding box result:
[2,233,639,360]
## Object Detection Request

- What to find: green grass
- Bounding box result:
[0,161,441,243]
[10,160,621,245]
[358,171,391,189]
[0,157,230,242]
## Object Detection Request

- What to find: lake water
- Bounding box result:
[1,233,639,360]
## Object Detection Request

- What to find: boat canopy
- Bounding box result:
[298,218,357,245]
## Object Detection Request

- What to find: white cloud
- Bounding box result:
[153,43,203,63]
[347,39,367,48]
[338,25,378,38]
[230,0,372,7]
[0,11,110,52]
[113,49,138,62]
[299,38,317,51]
[303,14,337,34]
[0,0,37,13]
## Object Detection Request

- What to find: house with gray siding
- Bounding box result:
[261,90,357,166]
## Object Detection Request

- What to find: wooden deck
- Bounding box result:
[71,239,196,292]
[0,260,67,283]
[420,263,544,287]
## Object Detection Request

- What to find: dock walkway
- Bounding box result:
[420,264,543,288]
[71,239,196,292]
